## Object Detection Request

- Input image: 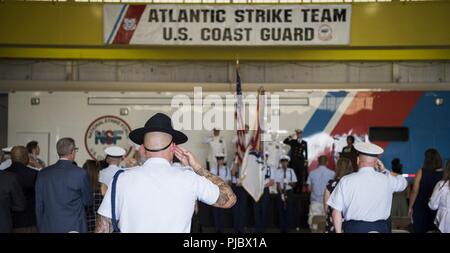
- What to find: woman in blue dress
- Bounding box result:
[409,149,444,233]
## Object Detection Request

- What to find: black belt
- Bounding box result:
[344,219,390,233]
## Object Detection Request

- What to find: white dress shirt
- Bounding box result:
[327,167,407,222]
[204,136,227,163]
[210,165,231,182]
[429,180,450,233]
[97,157,219,233]
[99,164,123,187]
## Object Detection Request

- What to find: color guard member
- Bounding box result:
[96,113,236,233]
[275,155,297,233]
[253,152,275,233]
[203,128,227,170]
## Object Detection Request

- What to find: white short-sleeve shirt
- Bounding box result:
[97,157,219,233]
[204,136,227,163]
[99,164,122,187]
[264,142,283,169]
[264,166,275,185]
[429,180,450,233]
[275,168,297,191]
[327,167,407,222]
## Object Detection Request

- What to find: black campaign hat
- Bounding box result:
[129,113,188,145]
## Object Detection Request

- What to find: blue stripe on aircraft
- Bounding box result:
[303,91,348,137]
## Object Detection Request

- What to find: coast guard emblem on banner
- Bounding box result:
[123,18,137,31]
[318,24,333,41]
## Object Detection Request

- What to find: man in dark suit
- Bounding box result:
[35,137,92,233]
[283,129,308,193]
[5,146,38,232]
[0,170,26,233]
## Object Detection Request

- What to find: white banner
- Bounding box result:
[104,4,351,46]
[241,149,265,202]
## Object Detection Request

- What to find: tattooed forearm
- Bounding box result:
[95,215,113,233]
[195,167,236,208]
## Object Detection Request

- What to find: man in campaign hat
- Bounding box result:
[96,113,236,233]
[327,142,407,233]
[99,146,126,196]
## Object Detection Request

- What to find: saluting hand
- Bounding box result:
[376,159,386,173]
[174,146,202,172]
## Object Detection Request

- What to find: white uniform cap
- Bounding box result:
[354,142,384,157]
[280,155,290,161]
[2,147,13,153]
[104,146,126,158]
[264,151,269,157]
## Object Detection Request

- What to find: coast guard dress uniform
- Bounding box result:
[265,141,283,194]
[99,146,126,195]
[283,131,308,192]
[265,141,283,169]
[204,130,227,170]
[275,155,297,233]
[327,142,407,233]
[253,152,275,233]
[210,154,231,233]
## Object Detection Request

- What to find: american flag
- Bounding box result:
[235,67,246,163]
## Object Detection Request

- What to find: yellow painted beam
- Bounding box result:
[1,2,450,47]
[1,46,450,61]
[351,2,450,47]
[0,2,103,45]
[1,2,450,60]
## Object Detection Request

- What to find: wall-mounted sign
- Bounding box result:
[104,4,351,46]
[84,115,133,160]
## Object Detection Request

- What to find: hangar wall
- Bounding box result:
[1,60,449,91]
[1,1,450,173]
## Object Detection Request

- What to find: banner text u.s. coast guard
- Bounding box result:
[104,4,351,46]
